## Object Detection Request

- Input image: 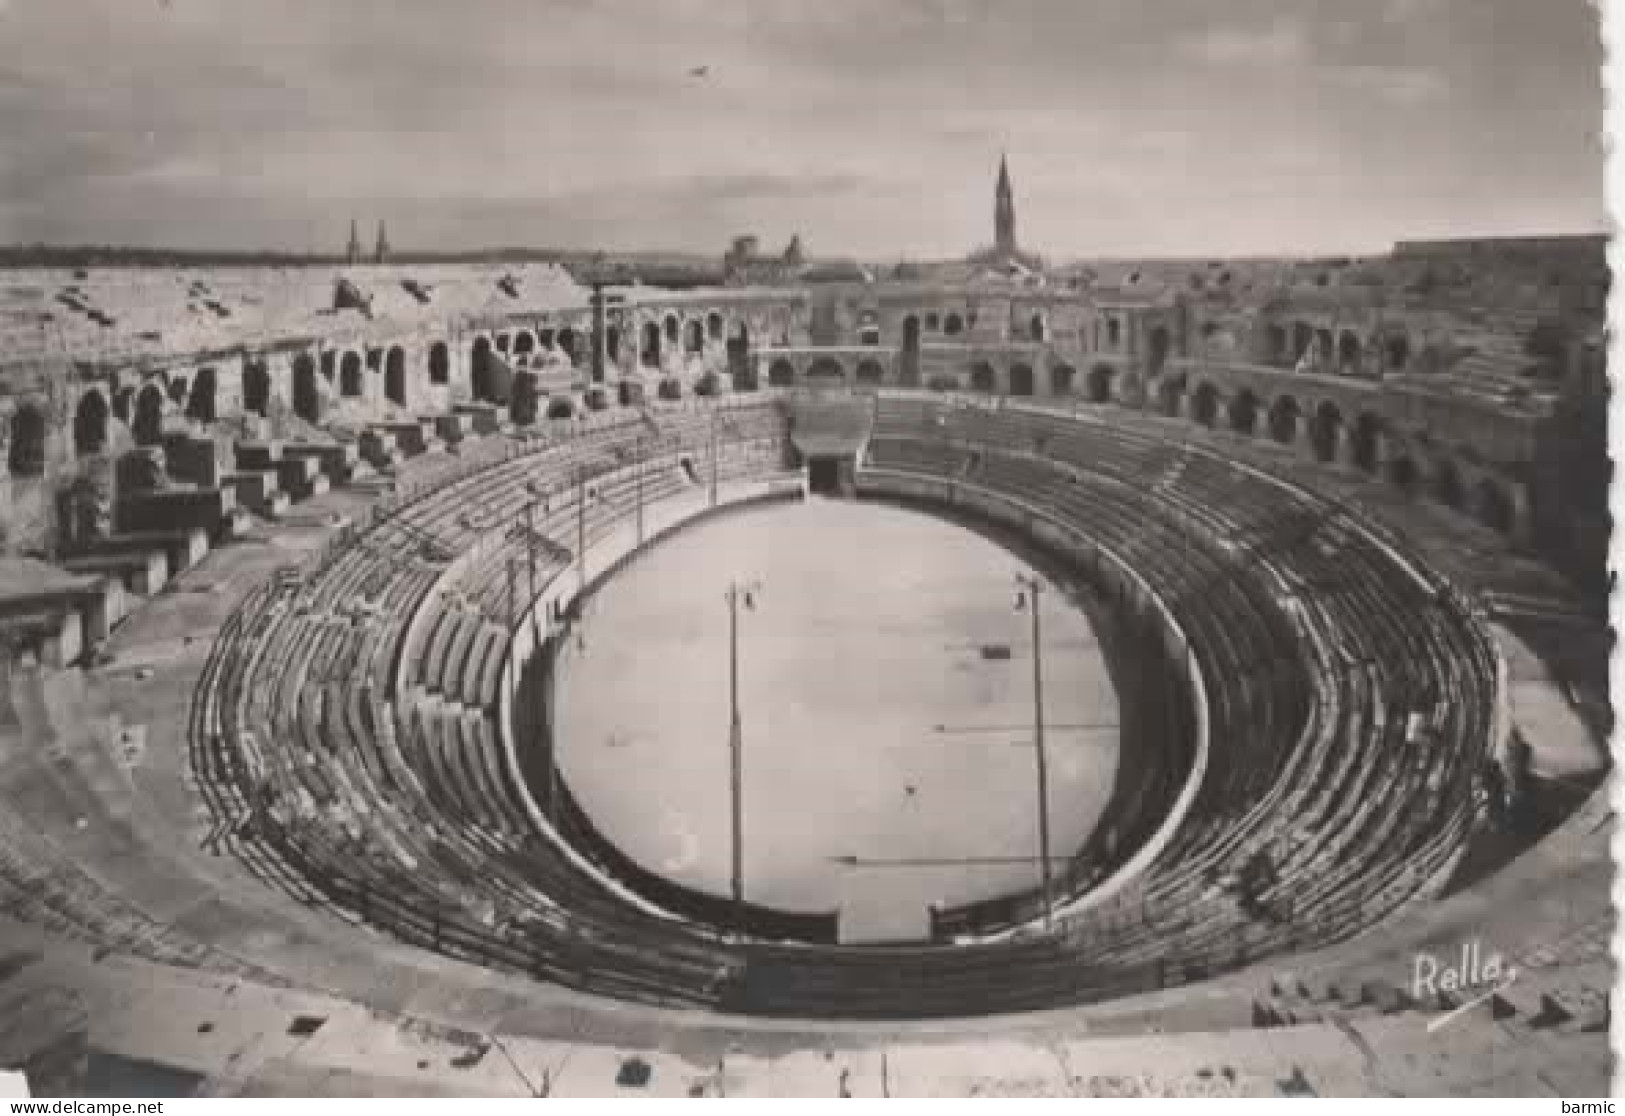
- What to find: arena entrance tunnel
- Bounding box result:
[806,455,849,495]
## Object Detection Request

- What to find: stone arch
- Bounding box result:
[1227,388,1260,435]
[1266,324,1288,365]
[970,361,997,393]
[1385,333,1410,372]
[944,312,964,337]
[806,357,845,384]
[1087,363,1115,404]
[1308,401,1344,463]
[292,355,320,423]
[1434,458,1465,509]
[1351,412,1382,473]
[1147,326,1171,376]
[186,366,218,423]
[167,376,190,406]
[1267,394,1301,444]
[768,359,796,387]
[855,359,885,386]
[243,360,272,416]
[1386,455,1420,495]
[557,328,578,363]
[1476,479,1514,536]
[539,327,556,351]
[340,352,364,398]
[112,386,135,424]
[513,331,536,357]
[429,341,450,384]
[1106,317,1122,348]
[385,346,408,407]
[1156,375,1186,418]
[547,395,577,420]
[642,322,662,367]
[1292,322,1315,362]
[1029,313,1047,343]
[1314,328,1334,366]
[495,333,512,355]
[320,350,337,382]
[707,311,724,342]
[727,323,752,387]
[1191,381,1221,427]
[471,336,493,395]
[1051,363,1076,397]
[663,314,680,344]
[134,383,166,446]
[7,403,46,478]
[1009,363,1035,397]
[1338,331,1361,374]
[685,319,704,354]
[74,389,109,456]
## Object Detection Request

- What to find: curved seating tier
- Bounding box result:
[190,392,1499,1020]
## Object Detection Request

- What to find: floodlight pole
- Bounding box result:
[1015,573,1054,929]
[724,579,760,926]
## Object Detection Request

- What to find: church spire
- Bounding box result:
[345,218,362,266]
[374,220,391,265]
[995,153,1016,257]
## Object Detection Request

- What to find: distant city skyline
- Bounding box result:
[0,0,1607,259]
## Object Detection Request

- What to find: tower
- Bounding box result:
[345,218,362,266]
[995,153,1017,257]
[374,220,391,265]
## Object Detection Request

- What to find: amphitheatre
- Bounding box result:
[0,163,1613,1095]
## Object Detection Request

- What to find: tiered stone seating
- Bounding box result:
[185,394,1497,1021]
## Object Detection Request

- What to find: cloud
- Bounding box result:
[1176,18,1309,65]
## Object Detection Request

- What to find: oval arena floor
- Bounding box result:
[552,497,1121,917]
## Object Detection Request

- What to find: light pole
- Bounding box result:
[1014,572,1054,930]
[724,578,761,927]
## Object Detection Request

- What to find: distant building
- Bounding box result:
[374,221,391,266]
[345,219,363,267]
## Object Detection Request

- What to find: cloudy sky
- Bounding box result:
[0,0,1606,259]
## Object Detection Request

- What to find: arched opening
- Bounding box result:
[1477,480,1515,536]
[1116,371,1144,407]
[167,376,190,406]
[1386,456,1419,495]
[340,352,364,398]
[1051,364,1076,397]
[428,341,450,385]
[605,325,622,364]
[1156,375,1186,418]
[925,312,941,331]
[546,396,577,420]
[1029,314,1046,343]
[902,315,921,351]
[1351,413,1382,473]
[1191,382,1221,427]
[1227,389,1260,435]
[1266,324,1289,366]
[557,328,578,364]
[970,362,997,393]
[584,386,611,411]
[727,324,752,388]
[385,347,408,407]
[1009,363,1035,397]
[1267,395,1301,444]
[707,312,724,342]
[185,366,218,423]
[1309,401,1344,463]
[642,322,662,367]
[1384,333,1410,372]
[693,371,722,398]
[112,386,134,424]
[134,385,166,447]
[1143,327,1169,376]
[1314,328,1334,367]
[243,361,272,417]
[368,347,386,372]
[1337,331,1361,374]
[471,336,494,394]
[657,378,683,402]
[617,380,645,407]
[768,359,796,387]
[7,404,46,478]
[1087,363,1115,404]
[1434,459,1465,509]
[494,333,511,355]
[1106,318,1122,348]
[292,355,320,423]
[685,319,704,354]
[73,390,109,456]
[944,312,964,337]
[320,351,337,382]
[1292,322,1315,363]
[663,314,680,344]
[510,374,539,425]
[513,332,535,358]
[539,328,556,351]
[806,357,845,385]
[855,359,885,386]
